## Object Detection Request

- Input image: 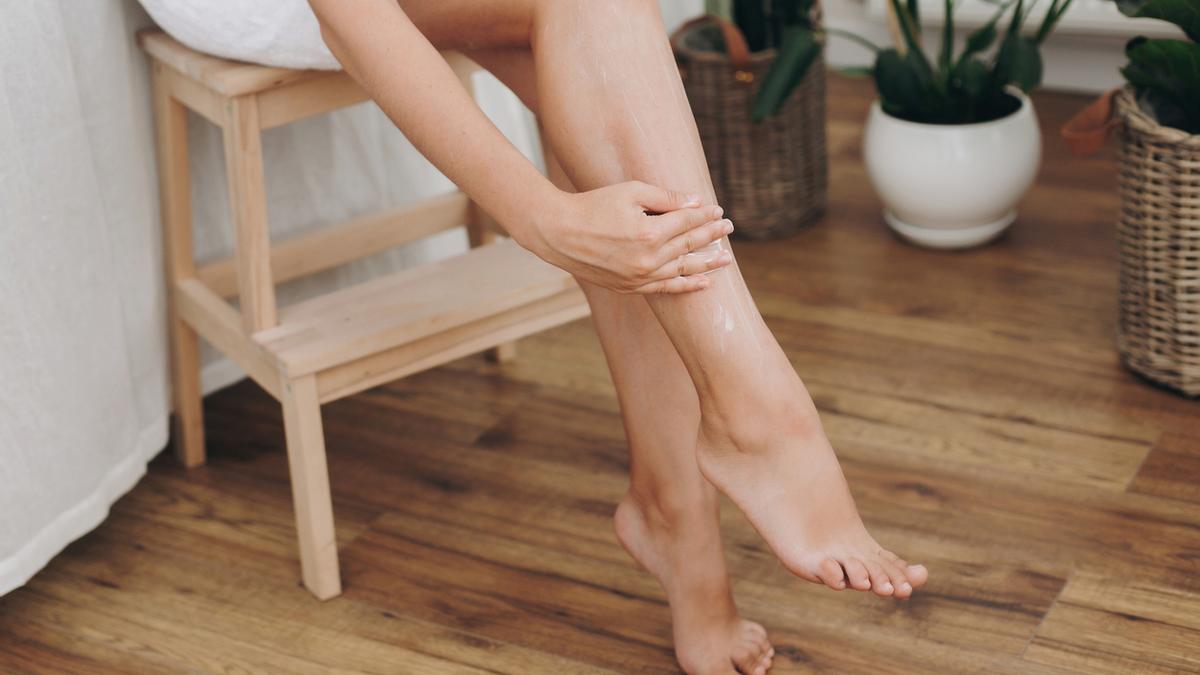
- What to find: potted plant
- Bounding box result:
[1063,0,1200,395]
[671,0,828,239]
[859,0,1073,248]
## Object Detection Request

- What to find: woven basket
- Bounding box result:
[1114,87,1200,396]
[671,16,827,239]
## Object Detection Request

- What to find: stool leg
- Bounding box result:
[280,375,341,600]
[152,64,206,468]
[222,96,278,333]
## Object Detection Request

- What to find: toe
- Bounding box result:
[731,626,770,675]
[883,552,927,590]
[863,559,894,597]
[816,558,846,590]
[882,552,918,594]
[731,644,761,675]
[843,557,872,590]
[906,563,929,587]
[879,556,911,598]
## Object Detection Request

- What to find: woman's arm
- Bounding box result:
[308,0,733,293]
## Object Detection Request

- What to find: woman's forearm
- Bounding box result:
[308,0,560,247]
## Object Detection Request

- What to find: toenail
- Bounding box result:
[901,582,912,593]
[882,582,893,592]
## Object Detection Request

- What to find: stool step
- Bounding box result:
[255,240,585,377]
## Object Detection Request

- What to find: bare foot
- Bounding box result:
[696,396,928,599]
[614,495,774,675]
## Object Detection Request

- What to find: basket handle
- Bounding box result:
[671,14,754,80]
[1061,88,1121,156]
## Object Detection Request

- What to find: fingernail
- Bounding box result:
[685,193,701,206]
[722,220,734,234]
[710,205,724,218]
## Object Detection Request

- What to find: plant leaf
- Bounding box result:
[956,57,992,97]
[993,34,1044,90]
[1122,36,1200,132]
[888,0,935,78]
[875,47,935,116]
[957,0,1012,66]
[940,0,956,73]
[735,0,770,51]
[1116,0,1200,42]
[962,21,999,58]
[752,25,822,121]
[907,0,923,27]
[1035,0,1076,43]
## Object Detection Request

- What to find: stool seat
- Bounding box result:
[258,239,583,397]
[141,28,588,600]
[140,30,324,96]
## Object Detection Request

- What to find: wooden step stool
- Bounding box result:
[139,30,589,600]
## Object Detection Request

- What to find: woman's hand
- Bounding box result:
[526,182,735,294]
[309,4,730,294]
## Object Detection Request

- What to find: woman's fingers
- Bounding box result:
[651,204,725,243]
[633,273,714,295]
[645,248,732,282]
[632,181,702,214]
[631,245,732,295]
[656,218,734,265]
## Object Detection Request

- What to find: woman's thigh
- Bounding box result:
[396,0,537,50]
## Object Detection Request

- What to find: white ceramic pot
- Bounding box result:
[862,88,1042,249]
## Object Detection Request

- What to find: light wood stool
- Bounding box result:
[139,30,589,600]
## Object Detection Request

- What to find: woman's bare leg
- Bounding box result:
[529,0,927,598]
[398,0,926,598]
[472,50,773,675]
[591,285,774,675]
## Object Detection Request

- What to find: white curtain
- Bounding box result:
[0,0,701,596]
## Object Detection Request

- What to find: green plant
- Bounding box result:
[869,0,1074,123]
[704,0,1075,124]
[704,0,824,121]
[1115,0,1200,133]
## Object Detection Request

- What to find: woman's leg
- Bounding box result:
[472,49,773,675]
[527,0,926,598]
[591,285,774,675]
[398,0,926,597]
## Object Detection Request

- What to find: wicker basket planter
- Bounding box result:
[1114,87,1200,396]
[672,18,827,240]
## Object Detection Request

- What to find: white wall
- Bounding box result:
[824,0,1146,94]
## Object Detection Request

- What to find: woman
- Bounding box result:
[268,1,931,672]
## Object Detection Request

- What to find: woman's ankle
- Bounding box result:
[621,482,718,533]
[699,390,824,457]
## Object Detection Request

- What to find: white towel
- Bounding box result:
[138,0,341,69]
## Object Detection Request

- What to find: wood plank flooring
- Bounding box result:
[2,75,1198,673]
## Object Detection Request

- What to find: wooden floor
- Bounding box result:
[3,76,1198,674]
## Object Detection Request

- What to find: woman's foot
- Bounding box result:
[696,391,928,599]
[614,494,774,675]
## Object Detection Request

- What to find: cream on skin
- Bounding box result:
[311,1,928,673]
